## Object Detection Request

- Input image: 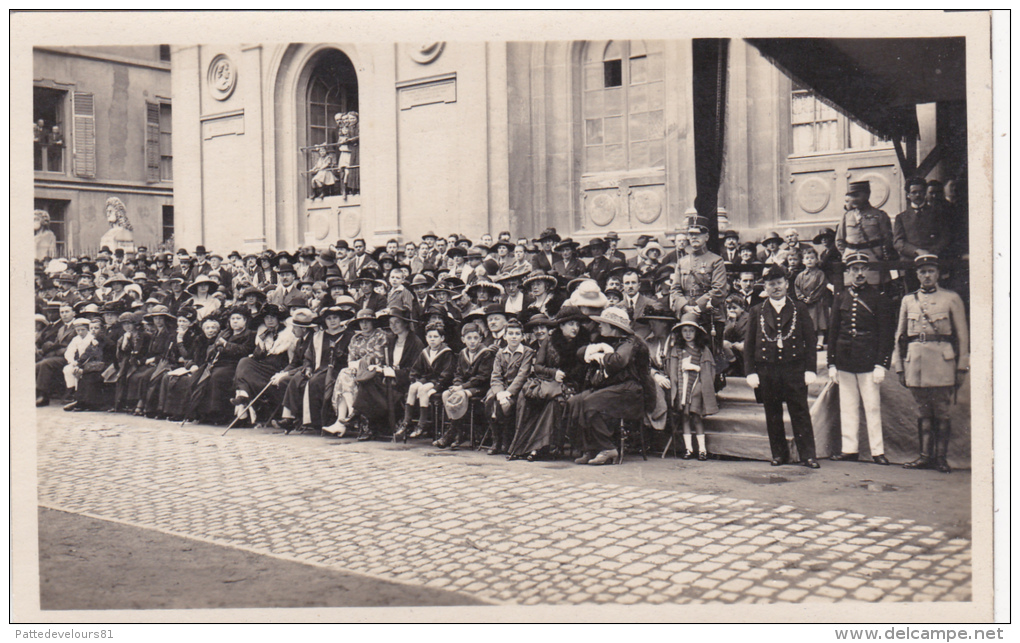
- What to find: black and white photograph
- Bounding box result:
[11,10,1003,627]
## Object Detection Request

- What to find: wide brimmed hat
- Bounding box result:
[410,273,434,288]
[333,295,359,311]
[445,246,467,259]
[76,303,102,318]
[534,227,561,244]
[566,279,608,309]
[552,305,589,325]
[421,230,438,241]
[118,311,142,325]
[223,305,253,320]
[761,232,783,246]
[353,308,378,323]
[590,306,634,334]
[578,238,607,258]
[444,389,470,421]
[461,307,487,325]
[812,228,837,244]
[640,241,665,259]
[524,313,555,330]
[143,304,175,320]
[256,303,290,323]
[186,275,220,294]
[289,308,317,327]
[554,238,580,253]
[103,273,134,288]
[522,270,558,290]
[495,265,531,283]
[351,267,384,287]
[635,302,676,324]
[490,240,514,253]
[317,306,355,325]
[240,286,267,301]
[466,280,504,299]
[672,312,707,334]
[376,305,415,325]
[325,276,346,290]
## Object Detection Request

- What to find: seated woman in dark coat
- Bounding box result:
[353,306,423,441]
[63,318,114,412]
[163,313,217,422]
[507,307,588,461]
[128,305,175,416]
[187,306,256,425]
[146,306,199,418]
[230,303,297,426]
[567,306,654,466]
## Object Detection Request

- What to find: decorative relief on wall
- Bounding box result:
[630,187,663,224]
[396,74,457,110]
[586,191,618,227]
[340,209,361,238]
[409,42,445,64]
[795,176,832,214]
[207,54,237,101]
[307,206,332,241]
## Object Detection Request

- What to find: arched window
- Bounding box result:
[303,49,359,199]
[583,40,665,174]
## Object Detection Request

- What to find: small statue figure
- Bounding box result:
[335,111,360,199]
[99,196,136,254]
[309,145,337,200]
[34,209,58,261]
[50,125,63,146]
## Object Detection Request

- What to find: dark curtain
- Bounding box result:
[691,38,730,255]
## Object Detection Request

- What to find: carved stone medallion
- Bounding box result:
[410,42,445,64]
[207,54,237,101]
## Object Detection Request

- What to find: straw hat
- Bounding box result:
[566,279,608,309]
[590,306,634,335]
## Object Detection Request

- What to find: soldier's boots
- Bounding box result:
[903,418,933,470]
[934,419,953,474]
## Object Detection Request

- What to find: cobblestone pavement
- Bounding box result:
[36,415,972,606]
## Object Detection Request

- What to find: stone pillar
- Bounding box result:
[171,45,203,251]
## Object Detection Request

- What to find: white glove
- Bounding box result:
[382,366,396,378]
[828,366,838,381]
[269,372,285,386]
[804,371,817,385]
[746,373,760,389]
[496,390,512,404]
[872,365,886,384]
[653,372,670,389]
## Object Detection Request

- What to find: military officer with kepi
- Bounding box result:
[744,265,820,469]
[827,252,896,464]
[892,254,969,473]
[669,215,728,340]
[835,181,897,287]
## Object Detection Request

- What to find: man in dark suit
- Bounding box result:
[531,228,562,273]
[744,265,820,469]
[619,268,654,323]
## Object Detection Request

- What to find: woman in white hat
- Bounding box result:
[567,306,654,466]
[186,274,222,321]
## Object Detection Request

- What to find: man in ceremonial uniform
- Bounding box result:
[835,180,896,287]
[826,253,896,464]
[744,265,820,469]
[669,216,728,340]
[892,254,969,474]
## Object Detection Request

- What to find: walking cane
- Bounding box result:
[222,378,276,436]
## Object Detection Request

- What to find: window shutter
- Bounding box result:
[145,101,161,183]
[71,91,96,178]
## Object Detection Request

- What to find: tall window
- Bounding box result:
[583,40,665,174]
[146,101,172,182]
[791,80,889,155]
[159,103,173,181]
[34,87,66,173]
[162,205,174,246]
[306,50,358,151]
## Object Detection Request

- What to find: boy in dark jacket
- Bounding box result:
[436,322,496,449]
[397,321,456,439]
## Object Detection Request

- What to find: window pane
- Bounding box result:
[646,52,664,82]
[817,121,839,152]
[630,55,647,85]
[629,112,648,142]
[160,132,172,155]
[629,140,648,169]
[309,107,326,127]
[603,60,622,88]
[648,109,665,139]
[791,91,815,125]
[585,118,604,145]
[604,87,623,116]
[584,89,603,118]
[792,123,814,155]
[604,144,625,170]
[629,83,647,113]
[848,120,874,150]
[309,79,327,103]
[647,81,664,110]
[586,146,604,173]
[604,116,624,145]
[585,63,603,90]
[648,139,665,168]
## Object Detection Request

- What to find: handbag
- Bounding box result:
[522,377,563,400]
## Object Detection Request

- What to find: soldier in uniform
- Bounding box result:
[669,216,728,345]
[835,180,896,288]
[892,254,969,473]
[744,265,820,469]
[826,253,896,465]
